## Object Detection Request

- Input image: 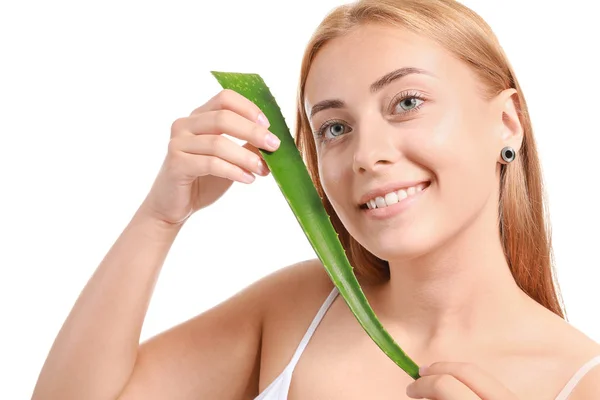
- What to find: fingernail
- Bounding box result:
[242,172,255,183]
[257,159,269,175]
[257,112,270,128]
[419,365,429,375]
[266,133,280,150]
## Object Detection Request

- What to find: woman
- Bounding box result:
[32,0,600,399]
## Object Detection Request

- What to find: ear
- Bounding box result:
[492,88,524,163]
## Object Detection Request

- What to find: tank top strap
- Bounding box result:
[285,286,339,372]
[555,354,600,399]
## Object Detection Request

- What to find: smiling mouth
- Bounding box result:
[359,181,431,210]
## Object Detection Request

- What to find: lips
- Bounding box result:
[358,180,432,208]
[362,181,430,210]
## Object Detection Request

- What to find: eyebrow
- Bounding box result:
[309,67,433,119]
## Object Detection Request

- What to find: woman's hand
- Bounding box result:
[406,362,519,399]
[140,89,280,225]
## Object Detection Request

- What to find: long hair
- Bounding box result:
[293,0,566,318]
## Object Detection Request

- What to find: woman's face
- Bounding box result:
[304,24,521,261]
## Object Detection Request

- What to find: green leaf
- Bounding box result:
[211,71,420,380]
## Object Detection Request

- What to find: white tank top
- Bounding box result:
[255,286,600,400]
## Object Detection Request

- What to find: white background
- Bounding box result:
[1,0,599,398]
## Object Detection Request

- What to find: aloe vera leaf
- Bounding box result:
[211,71,420,380]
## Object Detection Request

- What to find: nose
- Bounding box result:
[352,120,402,174]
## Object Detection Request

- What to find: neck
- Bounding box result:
[374,204,530,352]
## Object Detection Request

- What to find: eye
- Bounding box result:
[396,97,424,112]
[328,123,346,137]
[315,120,352,142]
[389,90,427,116]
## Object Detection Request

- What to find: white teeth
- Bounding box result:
[364,183,429,209]
[384,191,399,205]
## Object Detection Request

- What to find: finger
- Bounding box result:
[420,362,517,399]
[406,374,479,400]
[173,135,269,176]
[178,152,256,184]
[242,142,270,173]
[191,88,270,128]
[172,109,280,152]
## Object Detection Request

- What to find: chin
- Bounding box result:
[357,226,442,262]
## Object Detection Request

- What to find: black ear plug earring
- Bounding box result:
[501,146,516,163]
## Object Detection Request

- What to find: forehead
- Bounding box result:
[304,24,468,110]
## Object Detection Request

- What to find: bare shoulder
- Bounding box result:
[257,258,334,390]
[118,257,331,400]
[259,256,334,341]
[260,257,333,320]
[549,313,600,360]
[537,310,600,398]
[556,321,600,399]
[569,360,600,399]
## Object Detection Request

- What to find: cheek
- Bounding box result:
[317,151,360,238]
[409,107,498,217]
[399,112,463,182]
[318,154,347,206]
[414,104,494,178]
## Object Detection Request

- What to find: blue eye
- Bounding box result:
[314,92,426,144]
[328,123,346,137]
[316,120,351,141]
[396,97,424,112]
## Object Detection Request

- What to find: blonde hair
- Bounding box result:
[293,0,566,318]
